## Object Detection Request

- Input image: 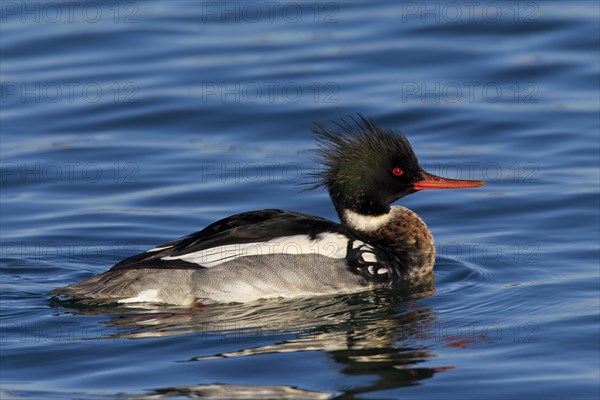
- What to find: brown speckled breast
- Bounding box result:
[367,206,436,280]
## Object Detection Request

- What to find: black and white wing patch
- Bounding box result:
[345,240,395,282]
[161,231,350,267]
[108,209,398,282]
[109,210,372,271]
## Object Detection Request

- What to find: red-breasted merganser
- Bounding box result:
[54,116,484,305]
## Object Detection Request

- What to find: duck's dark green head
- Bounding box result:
[310,115,484,220]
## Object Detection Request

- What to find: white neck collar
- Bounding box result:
[342,208,395,232]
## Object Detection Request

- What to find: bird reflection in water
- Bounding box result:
[54,275,459,397]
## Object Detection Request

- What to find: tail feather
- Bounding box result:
[53,270,133,300]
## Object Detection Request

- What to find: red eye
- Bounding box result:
[392,167,404,176]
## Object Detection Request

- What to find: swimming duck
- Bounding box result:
[54,116,484,305]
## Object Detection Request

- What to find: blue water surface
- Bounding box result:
[1,1,599,399]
